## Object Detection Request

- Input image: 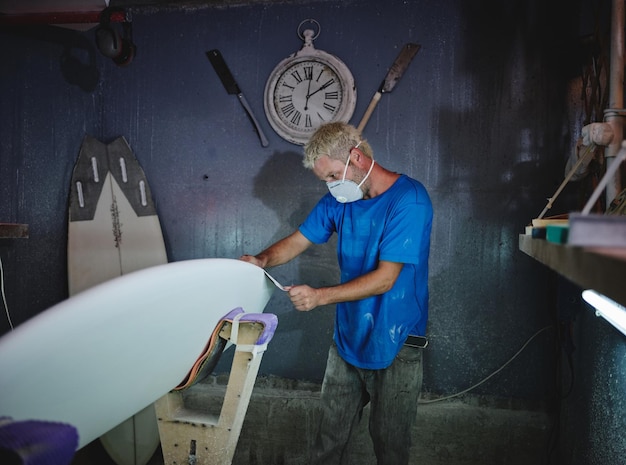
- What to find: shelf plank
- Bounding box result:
[519,234,626,307]
[0,223,29,239]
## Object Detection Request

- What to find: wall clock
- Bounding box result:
[263,19,357,146]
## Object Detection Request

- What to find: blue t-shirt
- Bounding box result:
[299,174,433,369]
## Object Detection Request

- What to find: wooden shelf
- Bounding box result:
[0,223,29,239]
[519,234,626,306]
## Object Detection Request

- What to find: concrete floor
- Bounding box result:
[72,375,551,465]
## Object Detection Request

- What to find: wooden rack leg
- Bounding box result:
[155,320,268,465]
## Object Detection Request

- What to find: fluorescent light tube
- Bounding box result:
[582,289,626,337]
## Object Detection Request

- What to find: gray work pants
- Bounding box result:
[309,341,424,465]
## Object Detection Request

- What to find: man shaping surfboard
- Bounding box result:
[241,122,433,464]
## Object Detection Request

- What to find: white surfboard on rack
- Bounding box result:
[0,258,275,452]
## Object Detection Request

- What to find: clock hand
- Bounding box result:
[306,79,334,99]
[304,76,313,111]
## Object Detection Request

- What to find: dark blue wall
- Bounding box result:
[559,299,626,465]
[0,0,590,404]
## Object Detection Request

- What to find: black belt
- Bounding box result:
[404,335,428,348]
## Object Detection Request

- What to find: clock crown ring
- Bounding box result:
[297,18,321,42]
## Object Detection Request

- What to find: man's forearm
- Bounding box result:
[244,230,312,268]
[320,261,403,304]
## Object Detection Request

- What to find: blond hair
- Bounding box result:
[303,122,373,169]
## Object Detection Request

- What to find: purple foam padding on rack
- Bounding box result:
[0,417,78,465]
[222,307,244,320]
[237,313,278,345]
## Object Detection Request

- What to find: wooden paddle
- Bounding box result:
[357,43,421,133]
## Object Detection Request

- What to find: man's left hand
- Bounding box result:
[287,284,321,311]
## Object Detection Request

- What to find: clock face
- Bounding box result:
[264,52,356,145]
[275,60,343,133]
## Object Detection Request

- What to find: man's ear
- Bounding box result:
[350,147,365,167]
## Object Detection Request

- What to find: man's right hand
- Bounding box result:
[238,231,312,269]
[239,254,264,267]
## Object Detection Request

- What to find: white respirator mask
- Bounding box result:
[326,142,375,203]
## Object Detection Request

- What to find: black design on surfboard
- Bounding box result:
[69,136,107,221]
[110,195,123,248]
[69,135,158,221]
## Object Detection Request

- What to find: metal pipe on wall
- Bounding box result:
[605,0,625,206]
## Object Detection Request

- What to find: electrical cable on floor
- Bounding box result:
[419,325,553,404]
[0,255,14,330]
